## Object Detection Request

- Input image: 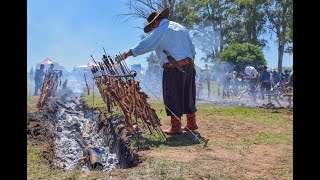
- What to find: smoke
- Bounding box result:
[64,68,93,95]
[189,25,261,107]
[134,70,163,101]
[68,77,86,94]
[193,57,260,107]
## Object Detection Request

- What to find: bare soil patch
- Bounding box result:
[27,111,56,165]
[135,108,292,179]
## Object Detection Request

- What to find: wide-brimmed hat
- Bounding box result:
[144,7,169,33]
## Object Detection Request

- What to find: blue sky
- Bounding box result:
[27,0,292,71]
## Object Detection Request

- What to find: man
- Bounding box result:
[121,7,197,135]
[222,69,231,98]
[232,70,239,96]
[34,64,45,96]
[271,69,280,87]
[286,69,293,87]
[285,69,293,108]
[259,65,271,102]
[48,64,54,73]
[281,70,290,82]
[244,63,259,103]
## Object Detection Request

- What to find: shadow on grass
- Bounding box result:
[132,130,207,149]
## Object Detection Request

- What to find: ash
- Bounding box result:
[53,92,117,172]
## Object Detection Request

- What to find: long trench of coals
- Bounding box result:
[51,90,117,172]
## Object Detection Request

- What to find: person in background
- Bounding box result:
[48,64,54,73]
[259,65,271,102]
[281,70,290,82]
[222,69,231,98]
[34,64,45,96]
[285,69,293,108]
[285,70,293,87]
[62,79,68,89]
[271,69,280,87]
[244,63,259,103]
[232,70,239,96]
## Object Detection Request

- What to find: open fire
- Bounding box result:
[51,91,118,171]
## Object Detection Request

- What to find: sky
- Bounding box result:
[27,0,293,72]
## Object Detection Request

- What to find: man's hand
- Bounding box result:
[125,50,133,59]
[115,52,127,63]
[116,50,134,63]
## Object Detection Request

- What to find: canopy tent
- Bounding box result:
[41,58,53,65]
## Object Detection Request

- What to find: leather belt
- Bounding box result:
[162,58,194,68]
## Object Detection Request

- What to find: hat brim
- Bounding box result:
[144,8,169,33]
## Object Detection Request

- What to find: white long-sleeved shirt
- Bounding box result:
[130,19,196,64]
[245,66,258,77]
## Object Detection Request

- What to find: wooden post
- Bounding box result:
[84,73,90,95]
[207,79,211,99]
[106,95,111,113]
[205,64,210,99]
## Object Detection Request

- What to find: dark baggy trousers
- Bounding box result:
[260,81,271,100]
[162,63,197,117]
[248,78,257,101]
[34,81,42,95]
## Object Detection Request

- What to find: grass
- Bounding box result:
[83,92,292,144]
[27,87,292,179]
[27,142,81,180]
[82,93,292,129]
[27,95,39,113]
[83,92,107,110]
[242,131,292,145]
[272,164,292,177]
[27,141,113,180]
[195,105,292,130]
[126,157,226,180]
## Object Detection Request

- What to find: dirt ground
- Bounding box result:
[27,110,56,167]
[140,122,291,179]
[27,94,292,179]
[97,102,292,179]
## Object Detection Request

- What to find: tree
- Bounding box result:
[119,0,277,69]
[121,0,187,42]
[217,43,266,71]
[146,52,160,70]
[264,0,293,73]
[224,0,267,47]
[284,7,292,55]
[187,0,229,62]
[185,0,267,64]
[121,0,183,23]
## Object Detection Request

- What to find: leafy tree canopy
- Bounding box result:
[146,52,159,64]
[217,43,266,71]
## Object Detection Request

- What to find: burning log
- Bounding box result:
[75,132,103,171]
[83,147,103,170]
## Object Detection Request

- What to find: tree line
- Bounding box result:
[121,0,292,73]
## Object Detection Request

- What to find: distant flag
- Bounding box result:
[41,58,53,65]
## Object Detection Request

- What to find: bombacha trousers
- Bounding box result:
[162,63,197,117]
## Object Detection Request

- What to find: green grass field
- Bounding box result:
[27,90,292,179]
